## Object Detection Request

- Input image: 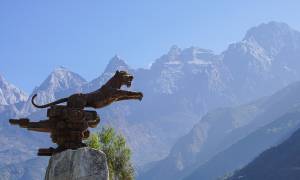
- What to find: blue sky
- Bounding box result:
[1,0,300,93]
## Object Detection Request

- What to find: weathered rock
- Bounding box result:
[45,147,109,180]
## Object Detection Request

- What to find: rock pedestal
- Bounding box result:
[45,147,109,180]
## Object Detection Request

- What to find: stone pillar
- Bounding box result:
[45,147,109,180]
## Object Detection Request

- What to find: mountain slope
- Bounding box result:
[140,78,300,180]
[226,124,300,180]
[185,110,300,180]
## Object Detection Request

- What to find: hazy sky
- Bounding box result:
[1,0,300,93]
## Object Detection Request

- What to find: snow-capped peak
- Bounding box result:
[83,56,131,92]
[37,67,87,92]
[168,45,182,56]
[53,66,68,72]
[243,21,300,57]
[104,55,130,73]
[0,74,28,105]
[20,67,87,115]
[244,21,292,41]
[177,47,215,67]
[153,46,215,68]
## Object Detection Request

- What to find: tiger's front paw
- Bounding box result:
[138,92,143,101]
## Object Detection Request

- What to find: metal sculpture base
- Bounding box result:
[10,105,100,156]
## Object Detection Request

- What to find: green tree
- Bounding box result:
[86,127,134,180]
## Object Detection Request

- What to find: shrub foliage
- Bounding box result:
[86,127,134,180]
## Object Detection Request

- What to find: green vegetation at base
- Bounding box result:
[86,127,134,180]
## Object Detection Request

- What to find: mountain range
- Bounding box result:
[139,22,300,180]
[1,21,300,179]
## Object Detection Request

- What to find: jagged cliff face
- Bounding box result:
[1,21,300,180]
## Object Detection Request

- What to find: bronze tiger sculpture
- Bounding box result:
[10,70,143,156]
[31,70,143,109]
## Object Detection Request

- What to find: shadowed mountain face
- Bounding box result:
[139,81,300,180]
[1,21,300,180]
[185,110,300,180]
[226,124,300,180]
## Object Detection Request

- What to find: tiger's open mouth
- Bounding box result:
[126,76,133,87]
